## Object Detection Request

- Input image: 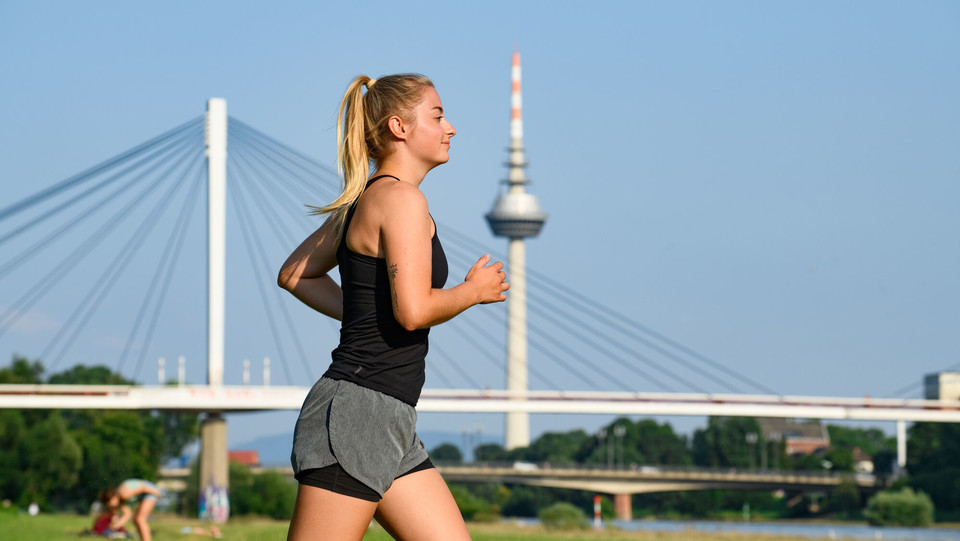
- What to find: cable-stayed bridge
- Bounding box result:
[0,104,799,403]
[2,100,958,520]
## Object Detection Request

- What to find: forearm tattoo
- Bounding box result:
[389,264,398,279]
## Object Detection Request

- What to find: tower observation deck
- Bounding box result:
[485,50,547,449]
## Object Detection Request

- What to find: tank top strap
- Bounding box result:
[340,174,402,244]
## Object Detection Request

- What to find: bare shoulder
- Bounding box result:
[368,180,427,210]
[363,180,429,225]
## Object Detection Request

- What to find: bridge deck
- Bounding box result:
[1,384,959,422]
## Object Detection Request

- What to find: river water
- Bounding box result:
[608,518,960,541]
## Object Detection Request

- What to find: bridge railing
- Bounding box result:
[433,460,876,481]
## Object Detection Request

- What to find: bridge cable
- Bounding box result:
[228,136,306,248]
[440,318,563,390]
[0,143,205,342]
[229,123,339,202]
[231,151,322,382]
[0,134,201,281]
[228,132,342,340]
[228,131,330,231]
[230,162,312,384]
[884,359,960,399]
[229,127,326,205]
[440,225,778,395]
[229,173,297,384]
[230,118,744,393]
[524,288,717,393]
[43,150,204,370]
[437,239,606,389]
[427,341,482,389]
[230,144,346,346]
[0,116,202,223]
[442,226,695,390]
[526,286,749,393]
[229,119,340,194]
[424,350,457,389]
[0,126,203,250]
[440,238,614,390]
[439,237,620,391]
[124,165,205,380]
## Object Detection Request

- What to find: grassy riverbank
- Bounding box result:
[0,511,869,541]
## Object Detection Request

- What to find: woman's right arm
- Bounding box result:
[111,505,132,528]
[278,215,343,321]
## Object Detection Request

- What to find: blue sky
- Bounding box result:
[1,1,958,446]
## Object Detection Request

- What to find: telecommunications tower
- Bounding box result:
[485,50,547,450]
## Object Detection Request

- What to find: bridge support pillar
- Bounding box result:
[614,493,632,521]
[199,413,229,522]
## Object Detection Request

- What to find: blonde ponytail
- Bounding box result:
[308,73,434,236]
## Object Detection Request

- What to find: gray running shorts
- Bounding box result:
[290,377,428,498]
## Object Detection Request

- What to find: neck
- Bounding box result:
[374,152,436,188]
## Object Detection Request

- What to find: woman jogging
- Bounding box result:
[279,74,508,540]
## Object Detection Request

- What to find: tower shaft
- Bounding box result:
[505,238,529,449]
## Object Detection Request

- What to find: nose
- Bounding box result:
[445,118,456,137]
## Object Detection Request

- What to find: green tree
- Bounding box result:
[692,417,761,468]
[906,422,960,511]
[519,429,591,464]
[230,463,296,520]
[0,359,199,511]
[865,487,934,527]
[474,443,510,463]
[827,425,895,457]
[48,364,132,385]
[831,478,862,517]
[575,419,690,467]
[0,409,28,499]
[450,484,495,521]
[501,485,555,517]
[538,502,588,530]
[19,413,82,508]
[429,442,463,463]
[68,410,159,507]
[0,355,44,383]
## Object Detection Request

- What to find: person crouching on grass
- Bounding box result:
[100,479,161,541]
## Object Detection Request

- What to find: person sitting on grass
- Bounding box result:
[100,479,162,541]
[85,507,129,538]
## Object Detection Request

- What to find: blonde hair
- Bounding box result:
[309,73,434,234]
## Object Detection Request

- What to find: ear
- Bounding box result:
[386,115,407,140]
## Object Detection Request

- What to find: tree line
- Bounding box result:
[0,356,197,511]
[431,413,957,522]
[0,356,957,523]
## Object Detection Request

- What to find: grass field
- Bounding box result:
[0,511,864,541]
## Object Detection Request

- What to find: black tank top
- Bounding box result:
[322,176,448,406]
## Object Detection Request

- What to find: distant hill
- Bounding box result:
[232,430,504,467]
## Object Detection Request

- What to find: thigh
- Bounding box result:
[287,484,378,541]
[134,497,156,520]
[374,468,471,541]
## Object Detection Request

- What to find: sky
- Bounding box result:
[1,1,958,449]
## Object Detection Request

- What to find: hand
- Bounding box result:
[465,254,509,304]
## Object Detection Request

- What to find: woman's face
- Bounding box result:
[405,86,456,168]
